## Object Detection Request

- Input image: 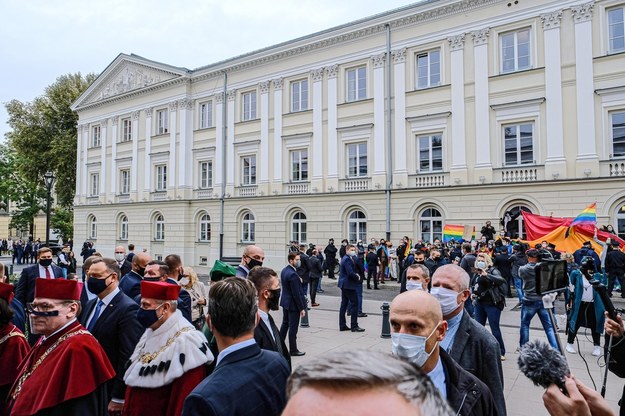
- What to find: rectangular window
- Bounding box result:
[242,91,257,121]
[503,123,534,166]
[121,118,132,142]
[500,28,531,73]
[157,109,168,135]
[416,50,441,89]
[609,7,625,53]
[155,164,167,191]
[417,134,443,172]
[291,150,308,182]
[91,126,101,147]
[199,101,213,129]
[346,66,367,102]
[242,155,256,185]
[347,143,368,177]
[612,111,625,158]
[199,161,213,188]
[90,173,99,196]
[119,169,130,195]
[291,79,309,112]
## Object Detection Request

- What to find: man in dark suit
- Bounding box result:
[15,247,64,306]
[235,245,265,278]
[338,245,365,332]
[118,252,151,301]
[248,266,291,369]
[296,244,310,297]
[114,246,132,277]
[279,252,306,356]
[79,257,143,416]
[143,260,192,323]
[182,278,290,416]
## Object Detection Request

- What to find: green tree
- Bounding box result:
[51,207,74,241]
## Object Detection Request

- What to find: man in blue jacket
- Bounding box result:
[339,245,365,332]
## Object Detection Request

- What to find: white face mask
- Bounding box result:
[476,261,487,270]
[349,250,356,257]
[430,286,461,316]
[114,253,125,262]
[179,278,190,286]
[391,324,439,368]
[406,280,423,291]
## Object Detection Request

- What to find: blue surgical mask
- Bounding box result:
[136,303,166,328]
[476,261,487,270]
[406,280,423,291]
[391,324,440,367]
[430,286,461,316]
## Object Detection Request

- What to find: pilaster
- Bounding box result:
[215,92,224,190]
[372,53,386,186]
[311,67,324,192]
[100,118,108,200]
[168,101,177,190]
[448,34,468,184]
[141,108,151,194]
[326,64,339,192]
[272,79,283,191]
[392,48,408,188]
[259,81,270,196]
[110,116,118,195]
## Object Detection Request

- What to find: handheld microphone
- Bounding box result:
[518,340,570,392]
[590,280,617,320]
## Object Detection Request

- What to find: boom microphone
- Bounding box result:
[518,340,570,392]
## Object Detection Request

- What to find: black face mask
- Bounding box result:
[247,258,263,269]
[143,276,160,282]
[178,272,184,281]
[415,260,425,265]
[136,304,165,328]
[268,288,281,311]
[136,267,146,277]
[39,258,53,268]
[87,276,112,295]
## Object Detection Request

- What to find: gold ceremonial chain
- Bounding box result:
[0,325,26,345]
[10,329,90,400]
[139,327,193,364]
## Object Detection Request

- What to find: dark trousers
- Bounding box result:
[567,301,601,345]
[327,261,336,279]
[339,288,358,329]
[367,268,378,289]
[280,308,301,352]
[608,272,625,296]
[309,278,319,303]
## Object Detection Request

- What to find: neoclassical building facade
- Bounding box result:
[72,0,625,270]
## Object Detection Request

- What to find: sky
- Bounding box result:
[0,0,419,141]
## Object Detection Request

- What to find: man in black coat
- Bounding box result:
[248,267,291,369]
[323,239,338,280]
[606,241,625,298]
[114,246,133,277]
[15,247,64,306]
[296,244,311,298]
[118,252,151,301]
[183,278,290,416]
[79,257,143,415]
[279,252,306,356]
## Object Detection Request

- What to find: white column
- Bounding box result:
[372,53,386,175]
[226,90,236,187]
[82,125,88,197]
[215,93,224,188]
[75,125,83,202]
[178,99,193,188]
[312,68,324,180]
[272,79,283,183]
[259,82,270,184]
[392,49,407,175]
[326,65,338,180]
[110,117,118,194]
[168,101,177,188]
[471,29,492,168]
[100,118,107,197]
[142,108,152,193]
[448,34,467,172]
[573,2,597,161]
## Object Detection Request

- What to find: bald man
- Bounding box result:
[390,290,497,416]
[118,252,152,302]
[236,245,265,278]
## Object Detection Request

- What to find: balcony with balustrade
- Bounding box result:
[340,177,370,192]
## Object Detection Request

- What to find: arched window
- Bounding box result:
[419,208,442,243]
[291,212,307,243]
[154,214,165,241]
[502,204,532,239]
[616,204,625,241]
[88,215,97,239]
[242,212,255,242]
[348,210,367,243]
[119,215,128,240]
[198,213,211,242]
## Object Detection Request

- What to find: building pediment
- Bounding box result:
[72,54,189,111]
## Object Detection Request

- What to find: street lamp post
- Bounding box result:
[43,171,55,246]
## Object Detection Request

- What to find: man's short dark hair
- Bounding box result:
[89,257,121,280]
[147,260,169,277]
[248,267,278,292]
[164,254,182,274]
[462,243,472,253]
[208,277,258,338]
[288,252,299,262]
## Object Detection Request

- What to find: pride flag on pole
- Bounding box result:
[565,203,597,237]
[443,224,464,242]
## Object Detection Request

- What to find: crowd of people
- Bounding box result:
[0,222,624,415]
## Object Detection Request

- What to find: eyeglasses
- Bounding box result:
[27,302,63,317]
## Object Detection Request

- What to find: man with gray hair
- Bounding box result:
[400,263,430,293]
[282,349,453,416]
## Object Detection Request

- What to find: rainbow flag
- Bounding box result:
[443,224,464,242]
[566,203,597,237]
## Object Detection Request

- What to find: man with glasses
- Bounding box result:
[236,245,265,278]
[79,257,143,416]
[143,260,192,323]
[8,278,115,415]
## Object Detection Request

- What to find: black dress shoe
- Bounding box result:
[290,350,306,356]
[358,313,368,318]
[339,326,351,331]
[351,327,365,332]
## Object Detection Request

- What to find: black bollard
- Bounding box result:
[380,302,391,338]
[300,298,310,328]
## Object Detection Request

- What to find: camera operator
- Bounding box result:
[605,313,625,415]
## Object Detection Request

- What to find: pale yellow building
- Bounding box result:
[71,0,625,270]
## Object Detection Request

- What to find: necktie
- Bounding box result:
[87,300,104,332]
[45,267,51,279]
[269,317,284,355]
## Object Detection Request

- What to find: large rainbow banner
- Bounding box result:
[443,224,464,242]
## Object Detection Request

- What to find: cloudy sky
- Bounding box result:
[0,0,418,140]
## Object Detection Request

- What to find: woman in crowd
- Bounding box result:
[180,266,209,330]
[471,252,508,360]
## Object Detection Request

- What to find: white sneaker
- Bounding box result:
[592,346,602,356]
[566,343,577,354]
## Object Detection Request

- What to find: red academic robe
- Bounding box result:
[123,365,206,416]
[0,324,29,416]
[8,320,115,416]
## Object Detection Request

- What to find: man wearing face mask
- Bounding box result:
[236,245,265,279]
[400,264,430,293]
[15,247,64,307]
[249,267,291,369]
[280,252,307,356]
[80,257,143,416]
[143,260,193,324]
[390,290,497,415]
[124,281,213,416]
[119,252,152,302]
[430,264,506,416]
[114,246,132,277]
[339,245,365,332]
